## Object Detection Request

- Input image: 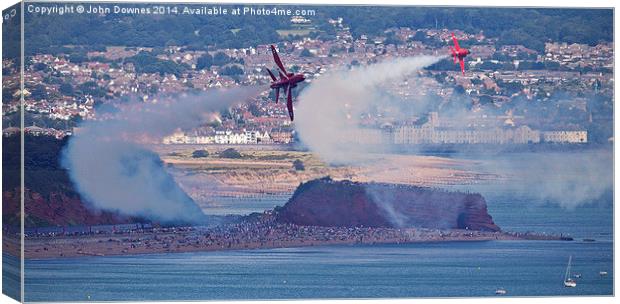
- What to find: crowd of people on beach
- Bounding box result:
[18,213,533,259]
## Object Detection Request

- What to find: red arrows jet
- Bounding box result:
[449,33,470,75]
[266,45,305,121]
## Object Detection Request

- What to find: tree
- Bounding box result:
[59,83,74,96]
[219,148,242,159]
[300,48,313,57]
[292,159,305,171]
[212,52,231,66]
[191,150,209,158]
[33,62,48,71]
[196,53,213,70]
[220,108,233,120]
[19,8,612,56]
[125,51,187,76]
[384,32,401,46]
[220,65,244,76]
[248,103,261,116]
[412,31,428,42]
[497,81,524,95]
[30,84,47,100]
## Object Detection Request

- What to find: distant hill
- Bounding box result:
[8,5,611,59]
[323,7,612,51]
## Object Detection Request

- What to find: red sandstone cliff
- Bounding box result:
[3,189,131,227]
[276,177,500,232]
[3,134,134,228]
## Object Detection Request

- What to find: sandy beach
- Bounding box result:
[156,146,504,207]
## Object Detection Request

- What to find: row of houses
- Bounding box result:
[392,125,586,144]
[343,112,587,145]
[392,124,543,145]
[162,129,293,145]
[2,126,70,139]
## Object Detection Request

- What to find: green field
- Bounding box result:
[276,29,314,37]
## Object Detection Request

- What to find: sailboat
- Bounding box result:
[564,255,577,287]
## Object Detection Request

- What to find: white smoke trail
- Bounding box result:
[295,55,444,164]
[62,87,259,224]
[473,150,613,209]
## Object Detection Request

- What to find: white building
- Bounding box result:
[542,131,587,143]
[163,130,270,145]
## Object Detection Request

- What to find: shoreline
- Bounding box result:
[4,221,572,260]
[14,238,573,262]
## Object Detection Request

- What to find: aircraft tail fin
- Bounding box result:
[287,86,294,121]
[451,32,461,50]
[270,44,288,75]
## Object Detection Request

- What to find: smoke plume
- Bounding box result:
[471,150,613,209]
[295,55,444,164]
[62,88,258,224]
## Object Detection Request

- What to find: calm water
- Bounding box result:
[22,241,613,301]
[2,253,20,301]
[19,151,614,301]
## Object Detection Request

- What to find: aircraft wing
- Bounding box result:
[270,45,288,75]
[266,68,277,81]
[451,33,461,51]
[278,71,287,80]
[286,85,294,121]
[459,58,465,74]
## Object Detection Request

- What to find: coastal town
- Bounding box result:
[2,14,613,146]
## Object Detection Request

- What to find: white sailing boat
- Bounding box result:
[564,255,577,287]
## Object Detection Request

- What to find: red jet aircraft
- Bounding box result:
[449,33,470,75]
[266,45,305,121]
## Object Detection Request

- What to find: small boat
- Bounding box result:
[599,271,608,276]
[564,255,577,287]
[495,288,507,295]
[564,278,577,287]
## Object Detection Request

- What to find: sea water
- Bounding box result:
[21,240,613,301]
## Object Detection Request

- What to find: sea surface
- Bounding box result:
[18,151,614,301]
[199,194,290,216]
